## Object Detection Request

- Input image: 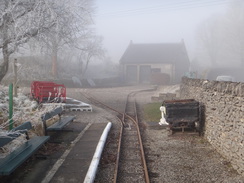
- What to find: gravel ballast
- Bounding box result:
[71,86,244,183]
[3,86,241,182]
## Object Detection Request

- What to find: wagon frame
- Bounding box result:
[162,99,203,134]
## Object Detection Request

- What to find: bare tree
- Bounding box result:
[196,0,244,67]
[37,0,95,77]
[196,16,224,66]
[78,35,104,78]
[223,0,244,66]
[0,0,57,82]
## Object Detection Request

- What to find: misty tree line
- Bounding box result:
[195,0,244,69]
[0,0,103,82]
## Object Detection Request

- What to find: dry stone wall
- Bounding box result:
[180,77,244,175]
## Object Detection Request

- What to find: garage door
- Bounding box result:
[126,65,137,84]
[139,65,151,84]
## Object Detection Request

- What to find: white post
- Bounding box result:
[84,122,112,183]
[159,106,169,125]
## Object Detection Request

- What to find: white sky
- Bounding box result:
[94,0,229,63]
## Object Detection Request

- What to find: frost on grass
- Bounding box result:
[0,133,27,158]
[0,85,63,156]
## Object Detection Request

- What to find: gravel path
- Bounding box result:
[67,86,244,183]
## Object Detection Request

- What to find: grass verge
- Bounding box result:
[143,102,162,122]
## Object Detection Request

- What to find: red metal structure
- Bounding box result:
[31,81,66,103]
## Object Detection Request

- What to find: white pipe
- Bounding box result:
[83,122,112,183]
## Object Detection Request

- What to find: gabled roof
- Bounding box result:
[120,41,189,65]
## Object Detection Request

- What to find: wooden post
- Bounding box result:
[9,83,13,130]
[13,58,17,97]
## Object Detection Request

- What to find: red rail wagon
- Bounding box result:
[31,81,66,103]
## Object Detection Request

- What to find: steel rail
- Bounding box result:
[82,91,150,183]
[80,92,124,183]
[125,93,150,183]
[113,116,123,183]
[133,100,150,183]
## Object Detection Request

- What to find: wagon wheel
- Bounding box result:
[168,124,174,135]
[197,103,204,136]
[195,121,200,132]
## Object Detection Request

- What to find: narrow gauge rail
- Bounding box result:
[82,91,150,183]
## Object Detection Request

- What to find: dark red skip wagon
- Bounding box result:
[31,81,66,103]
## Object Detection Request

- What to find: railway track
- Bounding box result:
[82,91,150,183]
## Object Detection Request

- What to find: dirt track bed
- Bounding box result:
[142,128,243,183]
[1,86,243,182]
[78,86,244,183]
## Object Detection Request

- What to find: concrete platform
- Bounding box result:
[64,97,92,112]
[42,123,108,183]
[42,97,93,112]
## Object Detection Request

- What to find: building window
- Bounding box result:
[152,68,161,73]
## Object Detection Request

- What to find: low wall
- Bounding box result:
[180,77,244,175]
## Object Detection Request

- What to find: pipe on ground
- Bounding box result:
[83,122,112,183]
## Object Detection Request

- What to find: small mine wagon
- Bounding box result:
[31,81,66,103]
[162,99,201,132]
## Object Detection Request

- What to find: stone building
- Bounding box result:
[119,40,190,85]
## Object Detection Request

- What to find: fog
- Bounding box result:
[94,0,244,82]
[1,0,243,86]
[94,0,228,62]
